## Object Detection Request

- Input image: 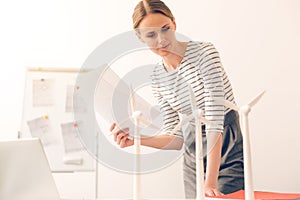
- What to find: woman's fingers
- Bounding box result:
[113,127,120,142]
[109,123,116,131]
[110,123,130,141]
[205,188,224,197]
[120,134,130,148]
[116,132,126,144]
[116,128,130,144]
[112,126,121,142]
[109,123,131,147]
[205,189,215,197]
[110,123,119,141]
[213,189,224,196]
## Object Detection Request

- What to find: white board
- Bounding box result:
[20,67,96,172]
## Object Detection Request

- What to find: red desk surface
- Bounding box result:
[211,190,300,200]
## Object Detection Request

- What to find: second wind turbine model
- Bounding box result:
[225,91,266,200]
[170,84,212,200]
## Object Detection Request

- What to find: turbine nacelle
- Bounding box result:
[132,111,142,120]
[240,105,251,115]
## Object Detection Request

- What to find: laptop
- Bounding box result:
[0,138,60,200]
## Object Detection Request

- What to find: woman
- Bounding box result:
[110,0,244,197]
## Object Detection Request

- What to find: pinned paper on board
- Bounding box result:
[61,122,84,153]
[32,79,55,107]
[65,85,86,113]
[27,116,55,146]
[65,85,74,112]
[21,68,96,172]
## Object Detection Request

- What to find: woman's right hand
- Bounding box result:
[110,123,134,148]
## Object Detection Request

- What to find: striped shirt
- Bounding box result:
[151,41,236,138]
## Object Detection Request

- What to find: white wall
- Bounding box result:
[1,0,300,198]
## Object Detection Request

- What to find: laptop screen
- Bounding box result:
[0,138,60,200]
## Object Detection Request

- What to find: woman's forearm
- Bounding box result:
[141,134,184,150]
[205,133,222,187]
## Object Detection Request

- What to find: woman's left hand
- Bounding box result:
[204,185,224,197]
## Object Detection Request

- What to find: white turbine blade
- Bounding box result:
[201,117,212,125]
[170,114,193,135]
[170,109,197,135]
[170,122,182,135]
[188,84,197,111]
[129,85,136,114]
[182,114,194,125]
[139,118,160,130]
[195,109,212,125]
[225,100,239,111]
[248,90,266,108]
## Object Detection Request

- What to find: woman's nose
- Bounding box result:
[157,34,167,47]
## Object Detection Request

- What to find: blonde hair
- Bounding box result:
[132,0,175,29]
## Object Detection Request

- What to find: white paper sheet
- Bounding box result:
[32,79,54,107]
[65,85,86,113]
[65,85,75,112]
[94,68,165,145]
[27,116,55,146]
[65,85,86,112]
[94,67,161,130]
[61,122,84,153]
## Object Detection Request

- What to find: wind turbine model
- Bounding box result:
[109,86,160,139]
[171,85,212,200]
[225,91,266,200]
[110,86,159,200]
[129,85,142,200]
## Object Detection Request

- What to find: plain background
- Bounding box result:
[1,0,300,198]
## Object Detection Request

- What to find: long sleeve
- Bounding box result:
[199,43,226,133]
[151,77,183,138]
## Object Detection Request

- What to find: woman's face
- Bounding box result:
[137,13,177,57]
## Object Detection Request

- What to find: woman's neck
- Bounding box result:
[162,41,188,72]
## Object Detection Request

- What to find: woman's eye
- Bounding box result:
[146,32,156,38]
[161,27,170,32]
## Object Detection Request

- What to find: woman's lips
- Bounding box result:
[158,43,170,50]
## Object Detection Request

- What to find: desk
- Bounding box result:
[207,190,300,200]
